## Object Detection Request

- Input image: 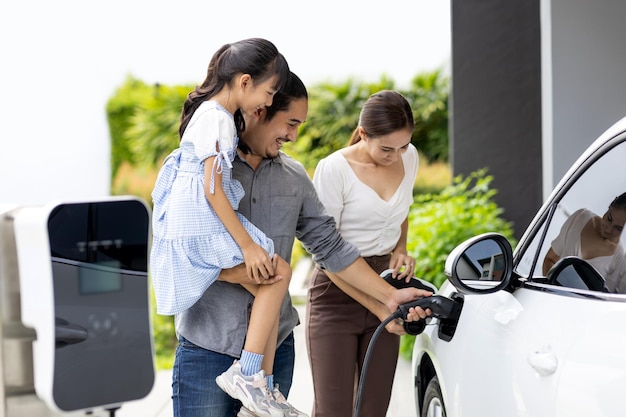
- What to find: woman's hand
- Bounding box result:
[389,251,416,282]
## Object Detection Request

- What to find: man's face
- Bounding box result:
[244,97,308,158]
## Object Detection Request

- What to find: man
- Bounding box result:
[172,72,431,417]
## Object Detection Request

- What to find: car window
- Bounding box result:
[516,137,626,293]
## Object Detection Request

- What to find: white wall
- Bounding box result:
[0,0,450,206]
[545,0,626,195]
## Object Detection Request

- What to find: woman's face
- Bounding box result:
[362,128,412,166]
[600,206,626,241]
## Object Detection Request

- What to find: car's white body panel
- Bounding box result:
[415,282,626,416]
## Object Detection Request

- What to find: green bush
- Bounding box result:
[399,168,517,359]
[282,72,450,173]
[106,77,155,179]
[150,288,177,369]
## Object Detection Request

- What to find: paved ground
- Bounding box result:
[115,303,418,417]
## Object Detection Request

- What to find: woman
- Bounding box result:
[542,192,626,292]
[306,90,419,417]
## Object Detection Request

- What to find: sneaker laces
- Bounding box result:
[272,385,289,404]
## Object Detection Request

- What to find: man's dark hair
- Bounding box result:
[264,71,308,121]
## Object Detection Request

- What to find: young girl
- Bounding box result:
[150,38,303,417]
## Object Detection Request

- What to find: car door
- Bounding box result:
[426,121,626,417]
[508,129,626,416]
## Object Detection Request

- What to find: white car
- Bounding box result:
[411,116,626,417]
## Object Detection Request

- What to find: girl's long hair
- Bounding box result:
[179,38,290,139]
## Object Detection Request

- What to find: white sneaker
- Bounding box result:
[237,407,256,417]
[237,385,309,417]
[271,384,308,417]
[216,361,283,417]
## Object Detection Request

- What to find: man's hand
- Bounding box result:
[387,287,433,320]
[374,299,426,336]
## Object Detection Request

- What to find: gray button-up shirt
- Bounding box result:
[176,152,360,357]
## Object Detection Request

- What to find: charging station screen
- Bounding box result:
[78,261,123,295]
[47,200,154,411]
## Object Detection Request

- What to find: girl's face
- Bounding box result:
[240,75,279,117]
[361,127,413,166]
[600,206,626,241]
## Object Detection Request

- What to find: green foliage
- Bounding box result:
[127,83,190,166]
[151,292,177,369]
[281,72,450,172]
[106,76,153,179]
[404,70,450,162]
[106,76,189,180]
[108,71,449,180]
[408,168,516,288]
[399,169,517,359]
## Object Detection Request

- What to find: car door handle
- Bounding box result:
[527,349,558,376]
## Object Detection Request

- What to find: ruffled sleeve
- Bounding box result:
[208,139,235,194]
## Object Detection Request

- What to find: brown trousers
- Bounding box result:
[305,255,400,417]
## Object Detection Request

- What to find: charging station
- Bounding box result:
[0,197,155,416]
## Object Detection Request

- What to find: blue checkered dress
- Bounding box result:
[150,102,274,315]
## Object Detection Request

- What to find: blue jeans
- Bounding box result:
[172,332,296,417]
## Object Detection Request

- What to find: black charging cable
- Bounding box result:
[353,310,402,417]
[353,295,459,417]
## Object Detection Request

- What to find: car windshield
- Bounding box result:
[516,136,626,294]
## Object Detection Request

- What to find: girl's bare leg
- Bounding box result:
[241,255,291,372]
[261,317,279,374]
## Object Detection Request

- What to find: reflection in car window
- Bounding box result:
[542,198,626,292]
[516,138,626,293]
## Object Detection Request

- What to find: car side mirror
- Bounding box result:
[445,233,513,294]
[545,256,609,292]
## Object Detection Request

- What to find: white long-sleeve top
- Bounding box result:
[312,144,419,257]
[551,208,626,292]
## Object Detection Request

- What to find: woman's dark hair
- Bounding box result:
[178,38,290,140]
[238,72,308,154]
[611,192,626,210]
[348,90,415,146]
